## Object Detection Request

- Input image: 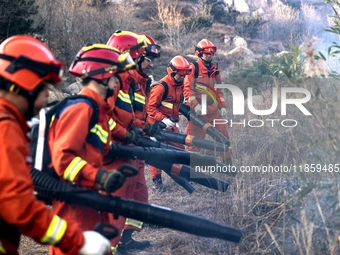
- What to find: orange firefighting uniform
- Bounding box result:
[0,98,84,255]
[146,74,185,179]
[48,87,112,255]
[183,58,232,161]
[104,71,137,250]
[123,69,149,233]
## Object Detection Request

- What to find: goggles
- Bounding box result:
[196,46,217,55]
[146,44,161,57]
[176,68,192,76]
[0,54,64,83]
[117,52,136,70]
[201,46,216,54]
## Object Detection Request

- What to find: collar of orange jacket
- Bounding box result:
[197,58,218,73]
[79,86,113,113]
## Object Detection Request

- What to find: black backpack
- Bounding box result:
[30,95,99,180]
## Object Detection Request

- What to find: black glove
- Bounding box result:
[169,116,179,123]
[95,168,126,192]
[143,121,165,136]
[156,120,167,129]
[124,127,142,144]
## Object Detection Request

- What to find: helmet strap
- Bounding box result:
[25,83,46,120]
[136,55,144,73]
[171,73,183,85]
[0,75,47,120]
[91,78,114,101]
[106,88,114,100]
[199,56,212,65]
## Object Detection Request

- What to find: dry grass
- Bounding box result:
[22,64,340,255]
[18,1,340,254]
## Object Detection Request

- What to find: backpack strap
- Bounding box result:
[160,81,169,101]
[129,79,135,103]
[145,78,152,94]
[193,62,199,78]
[50,95,99,130]
[42,95,99,178]
[192,62,199,91]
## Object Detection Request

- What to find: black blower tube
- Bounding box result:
[31,168,242,243]
[179,103,231,147]
[146,159,229,192]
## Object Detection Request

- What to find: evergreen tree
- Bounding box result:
[0,0,43,42]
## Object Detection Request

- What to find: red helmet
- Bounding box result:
[138,33,161,58]
[167,56,192,76]
[106,30,147,59]
[0,35,64,91]
[69,44,136,80]
[195,39,217,56]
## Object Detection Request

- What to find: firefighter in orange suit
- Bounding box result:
[146,56,192,192]
[107,32,162,253]
[48,44,136,255]
[106,31,159,253]
[0,36,111,255]
[131,32,161,198]
[183,39,232,165]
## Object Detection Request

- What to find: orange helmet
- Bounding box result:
[69,44,135,80]
[0,35,64,91]
[138,33,161,58]
[195,39,217,56]
[167,56,192,76]
[106,30,147,59]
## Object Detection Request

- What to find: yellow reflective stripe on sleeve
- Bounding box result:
[90,124,109,143]
[118,90,132,104]
[63,156,87,181]
[161,101,173,109]
[40,215,67,245]
[0,241,6,253]
[108,118,116,131]
[134,93,146,105]
[125,218,143,229]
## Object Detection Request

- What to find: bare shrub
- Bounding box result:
[35,0,142,89]
[152,0,184,49]
[259,4,305,46]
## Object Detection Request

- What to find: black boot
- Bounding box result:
[117,229,151,252]
[152,175,168,193]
